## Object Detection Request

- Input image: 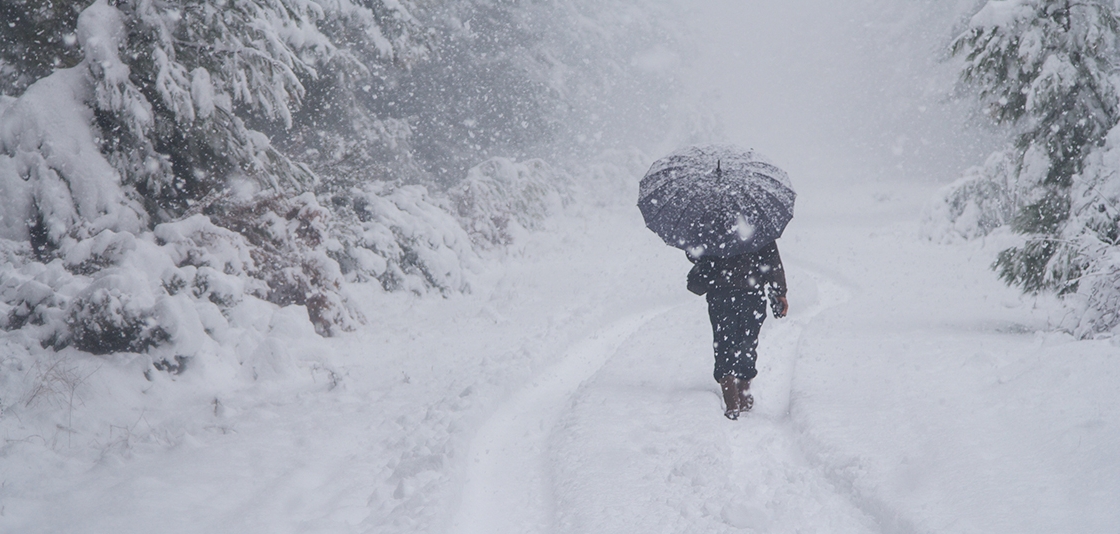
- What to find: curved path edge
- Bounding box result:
[447,306,675,534]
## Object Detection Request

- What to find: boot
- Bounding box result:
[719,374,740,420]
[738,379,754,412]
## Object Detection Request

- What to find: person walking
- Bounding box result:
[637,144,795,421]
[688,241,788,420]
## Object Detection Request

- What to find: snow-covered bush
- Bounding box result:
[0,0,687,383]
[923,150,1019,241]
[0,249,71,342]
[0,200,357,362]
[332,183,478,295]
[201,192,360,335]
[63,275,169,355]
[449,158,565,247]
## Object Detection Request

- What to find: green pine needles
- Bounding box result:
[954,1,1120,296]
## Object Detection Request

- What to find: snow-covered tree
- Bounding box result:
[966,1,1119,287]
[1056,115,1120,335]
[0,0,85,96]
[0,0,424,354]
[320,0,687,189]
[0,0,685,365]
[932,0,1120,335]
[112,0,397,217]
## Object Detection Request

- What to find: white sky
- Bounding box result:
[681,0,999,188]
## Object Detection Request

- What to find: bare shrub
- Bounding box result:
[22,358,98,447]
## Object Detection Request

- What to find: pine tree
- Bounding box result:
[0,0,85,96]
[1059,110,1120,335]
[952,0,1120,294]
[0,0,687,356]
[0,0,427,346]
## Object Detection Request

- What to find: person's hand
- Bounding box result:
[775,296,789,318]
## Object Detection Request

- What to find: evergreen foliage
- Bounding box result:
[954,0,1120,291]
[0,0,683,363]
[944,0,1120,334]
[0,0,85,95]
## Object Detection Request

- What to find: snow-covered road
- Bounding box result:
[447,265,847,534]
[432,201,874,533]
[4,174,1118,534]
[546,267,875,533]
[449,308,672,534]
[435,176,1119,534]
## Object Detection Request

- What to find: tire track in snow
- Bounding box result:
[717,267,888,532]
[727,265,930,534]
[543,266,881,533]
[769,265,928,534]
[447,306,674,534]
[751,264,853,419]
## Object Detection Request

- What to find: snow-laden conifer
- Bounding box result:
[0,0,420,357]
[0,0,683,372]
[932,0,1120,335]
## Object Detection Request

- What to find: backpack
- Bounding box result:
[686,258,717,295]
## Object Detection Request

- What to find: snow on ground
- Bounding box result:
[3,1,1117,531]
[3,159,1118,533]
[2,160,1120,530]
[790,181,1120,534]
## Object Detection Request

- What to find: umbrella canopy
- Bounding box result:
[638,145,795,258]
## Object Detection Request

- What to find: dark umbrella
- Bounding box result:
[638,145,795,258]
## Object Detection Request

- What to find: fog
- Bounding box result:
[680,0,1000,189]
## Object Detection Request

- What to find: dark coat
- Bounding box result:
[687,241,787,297]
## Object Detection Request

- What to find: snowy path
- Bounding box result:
[430,190,878,534]
[4,181,1118,534]
[546,266,881,533]
[446,232,873,534]
[449,308,672,534]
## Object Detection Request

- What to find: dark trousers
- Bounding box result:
[706,287,767,382]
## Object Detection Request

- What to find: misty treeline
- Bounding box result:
[0,0,685,363]
[930,0,1120,337]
